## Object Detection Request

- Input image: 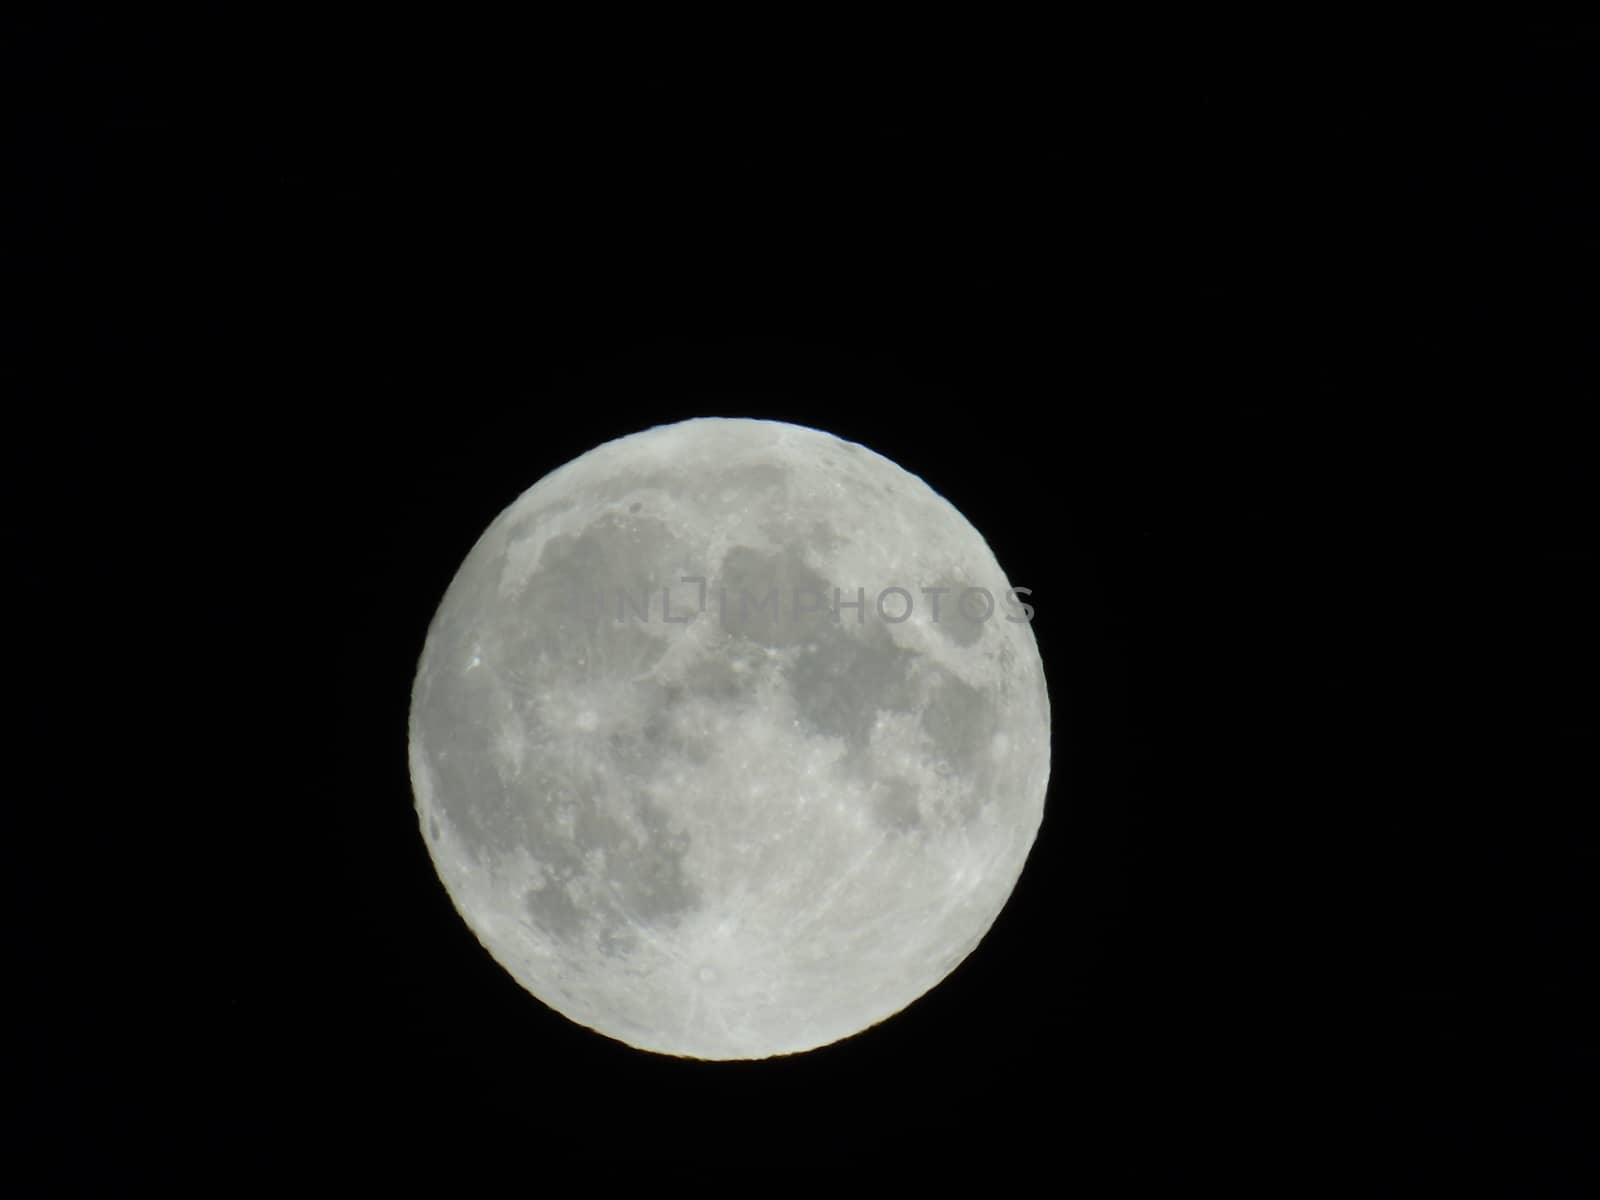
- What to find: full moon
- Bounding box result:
[408,418,1051,1059]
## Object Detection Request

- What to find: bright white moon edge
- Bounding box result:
[408,417,1051,1059]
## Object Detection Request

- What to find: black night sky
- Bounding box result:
[7,13,1594,1189]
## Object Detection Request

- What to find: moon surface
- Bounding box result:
[408,418,1051,1059]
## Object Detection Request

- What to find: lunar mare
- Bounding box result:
[408,418,1050,1059]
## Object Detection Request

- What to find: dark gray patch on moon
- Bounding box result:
[503,500,576,545]
[717,543,926,751]
[511,775,700,943]
[677,643,766,705]
[422,509,714,945]
[718,544,835,649]
[416,700,529,861]
[929,576,987,648]
[524,873,587,940]
[712,541,1001,827]
[571,791,699,926]
[501,513,678,678]
[787,622,917,748]
[871,777,923,834]
[919,666,997,819]
[603,680,715,773]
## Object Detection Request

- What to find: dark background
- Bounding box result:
[6,12,1593,1188]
